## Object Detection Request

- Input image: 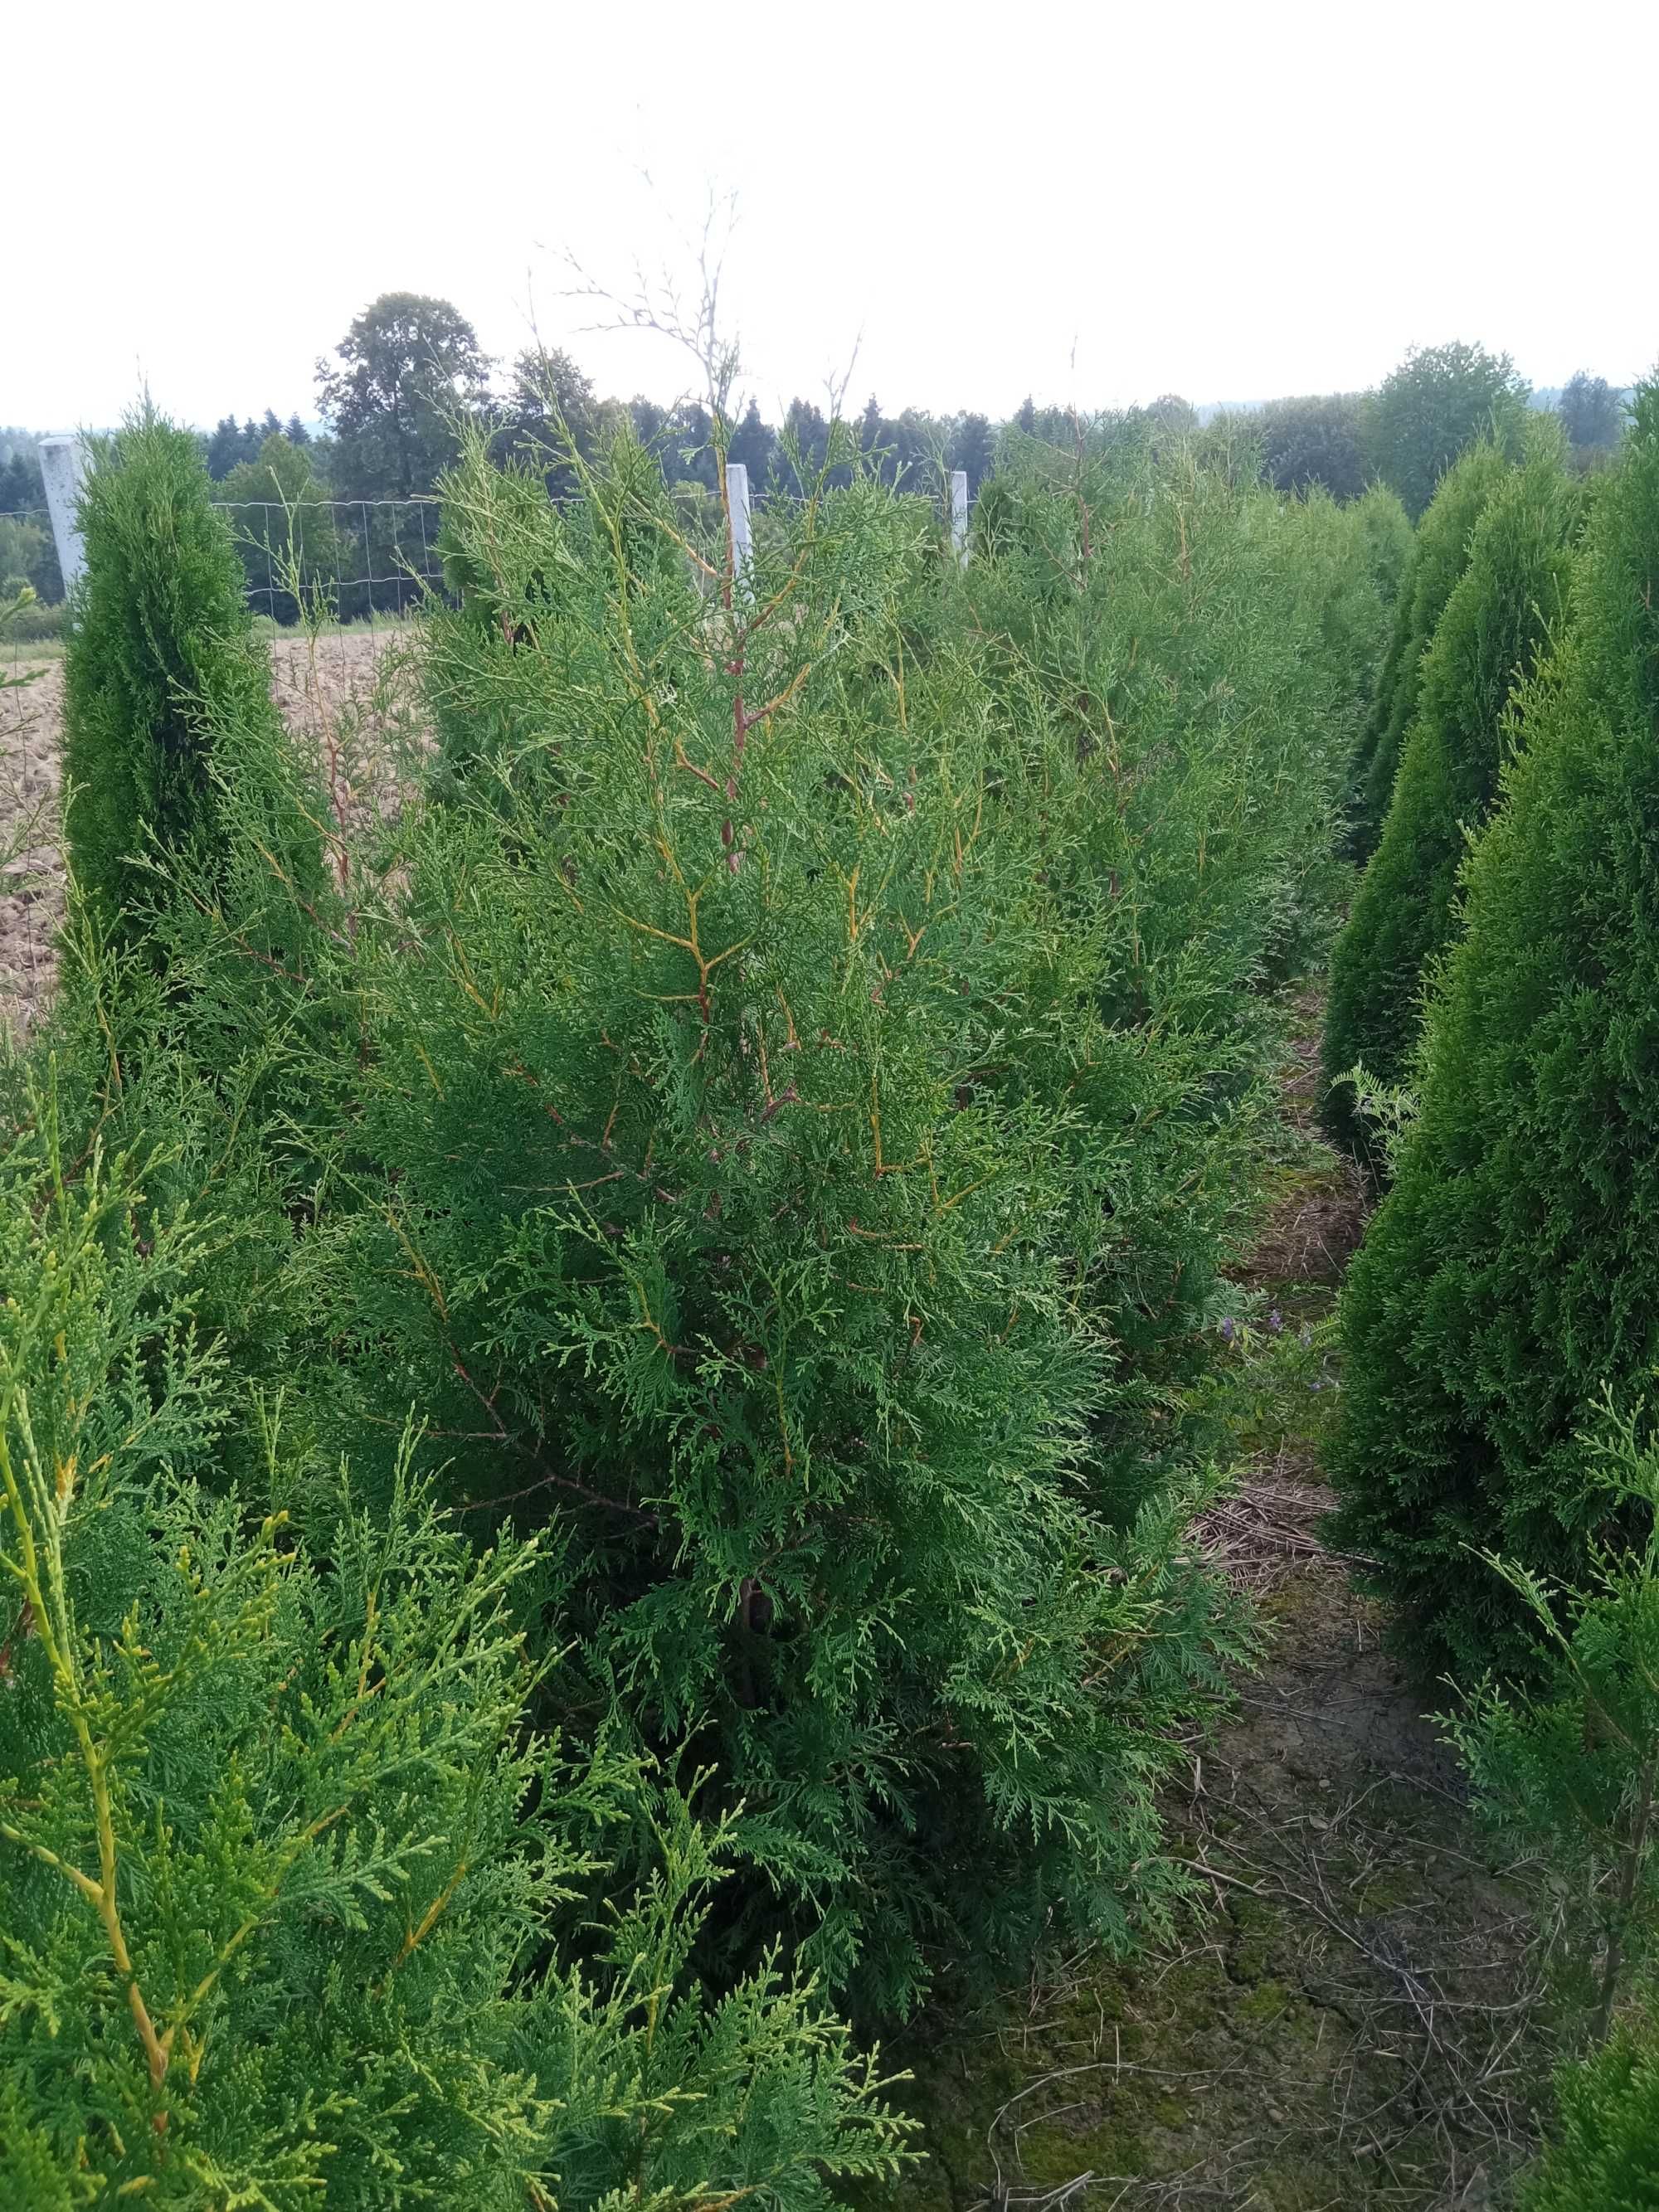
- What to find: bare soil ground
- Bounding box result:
[0,628,410,1038]
[862,999,1554,2211]
[0,654,62,1037]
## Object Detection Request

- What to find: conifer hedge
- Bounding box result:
[966,429,1391,1016]
[1318,483,1415,734]
[943,440,1400,1539]
[1345,441,1511,863]
[1321,452,1579,1162]
[0,1079,912,2208]
[284,426,1259,2014]
[62,408,292,947]
[46,406,1399,2018]
[1327,384,1659,1676]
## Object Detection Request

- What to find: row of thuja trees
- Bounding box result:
[0,395,1401,2203]
[1321,386,1659,2198]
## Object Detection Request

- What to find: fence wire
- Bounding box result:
[0,497,445,627]
[6,469,972,633]
[213,497,444,624]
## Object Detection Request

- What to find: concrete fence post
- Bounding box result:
[950,469,970,566]
[727,461,752,591]
[39,434,89,594]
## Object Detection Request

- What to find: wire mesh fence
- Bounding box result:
[3,464,976,633]
[0,496,445,629]
[216,497,444,624]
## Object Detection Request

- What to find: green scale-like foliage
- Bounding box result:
[274,429,1251,2016]
[1345,440,1513,862]
[927,440,1394,1504]
[1449,1407,1659,2205]
[62,409,294,947]
[963,427,1397,1077]
[12,423,387,1403]
[1523,2033,1659,2210]
[1321,454,1580,1164]
[426,427,732,804]
[0,1079,912,2209]
[1326,385,1659,1679]
[934,448,1404,1567]
[1328,482,1414,707]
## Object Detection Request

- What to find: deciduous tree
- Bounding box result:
[1558,370,1627,463]
[1256,392,1369,501]
[1365,340,1530,518]
[316,291,492,498]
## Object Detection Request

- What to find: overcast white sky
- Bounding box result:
[7,0,1656,433]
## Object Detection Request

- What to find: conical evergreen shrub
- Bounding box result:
[965,422,1381,1017]
[1327,384,1659,1677]
[1321,451,1579,1163]
[1293,481,1414,790]
[285,426,1249,2015]
[62,407,292,946]
[1350,479,1416,615]
[22,414,353,1404]
[1345,440,1512,862]
[1319,483,1413,736]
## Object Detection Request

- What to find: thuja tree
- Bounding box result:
[1321,450,1579,1164]
[34,400,463,1413]
[1347,480,1416,684]
[62,406,295,948]
[1523,2030,1659,2209]
[0,1083,911,2208]
[946,427,1396,1504]
[1447,1403,1659,2049]
[1451,1406,1659,2212]
[424,424,724,803]
[1344,440,1512,863]
[287,424,1243,2015]
[966,419,1387,1038]
[1294,482,1414,758]
[1327,385,1659,1677]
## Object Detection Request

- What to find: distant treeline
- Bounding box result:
[2,300,1632,613]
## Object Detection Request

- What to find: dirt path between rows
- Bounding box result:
[865,995,1553,2212]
